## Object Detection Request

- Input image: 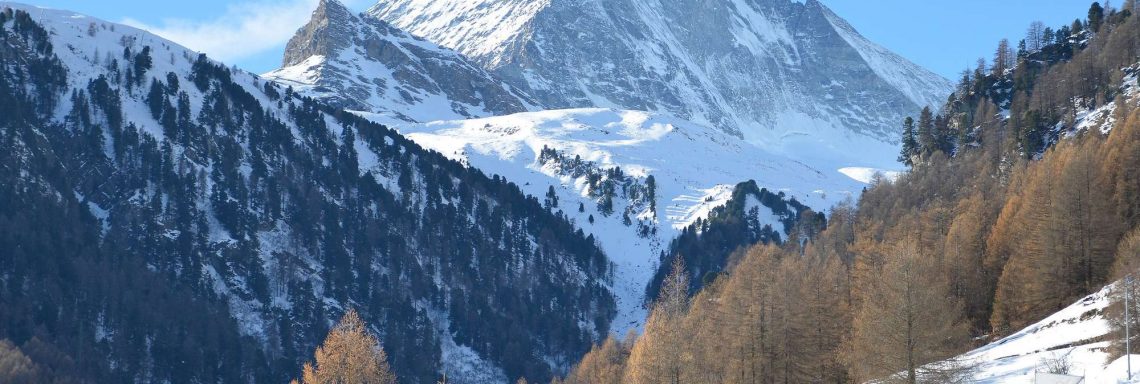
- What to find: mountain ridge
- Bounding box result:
[368,0,954,168]
[264,0,536,125]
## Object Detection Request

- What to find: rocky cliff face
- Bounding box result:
[265,0,536,124]
[369,0,953,167]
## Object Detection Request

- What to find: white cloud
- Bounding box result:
[122,0,366,66]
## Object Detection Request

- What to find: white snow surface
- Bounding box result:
[838,167,901,184]
[382,108,870,333]
[1070,70,1139,136]
[939,283,1137,383]
[363,0,548,69]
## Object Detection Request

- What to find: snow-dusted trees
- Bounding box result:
[545,185,559,209]
[1026,21,1048,53]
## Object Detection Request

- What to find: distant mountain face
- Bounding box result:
[369,0,953,167]
[264,0,536,124]
[0,3,613,383]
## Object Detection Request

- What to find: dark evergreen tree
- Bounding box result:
[646,174,657,214]
[916,107,936,156]
[545,185,559,209]
[132,46,151,85]
[1090,2,1106,32]
[934,113,955,155]
[146,78,164,119]
[898,116,918,166]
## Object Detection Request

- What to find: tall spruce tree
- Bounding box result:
[1090,2,1106,32]
[898,116,918,166]
[916,107,936,157]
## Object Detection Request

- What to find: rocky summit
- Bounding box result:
[265,0,536,124]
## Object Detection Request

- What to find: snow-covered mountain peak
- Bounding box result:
[366,0,549,69]
[265,0,537,124]
[369,0,954,169]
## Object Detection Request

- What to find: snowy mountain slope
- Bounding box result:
[264,0,536,125]
[0,3,614,382]
[384,108,868,331]
[368,0,954,169]
[820,6,951,113]
[937,283,1136,383]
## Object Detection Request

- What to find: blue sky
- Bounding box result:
[24,0,1104,79]
[824,0,1098,79]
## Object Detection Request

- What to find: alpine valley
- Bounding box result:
[266,0,952,344]
[9,0,1140,383]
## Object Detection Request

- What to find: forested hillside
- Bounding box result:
[560,2,1140,383]
[644,180,825,303]
[0,5,614,383]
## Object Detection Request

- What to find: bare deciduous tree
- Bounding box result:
[994,39,1015,76]
[847,240,970,384]
[1027,21,1048,53]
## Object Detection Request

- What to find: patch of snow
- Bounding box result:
[945,283,1127,383]
[839,167,901,184]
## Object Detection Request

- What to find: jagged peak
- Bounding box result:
[282,0,360,66]
[317,0,350,13]
[306,0,358,32]
[267,0,539,122]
